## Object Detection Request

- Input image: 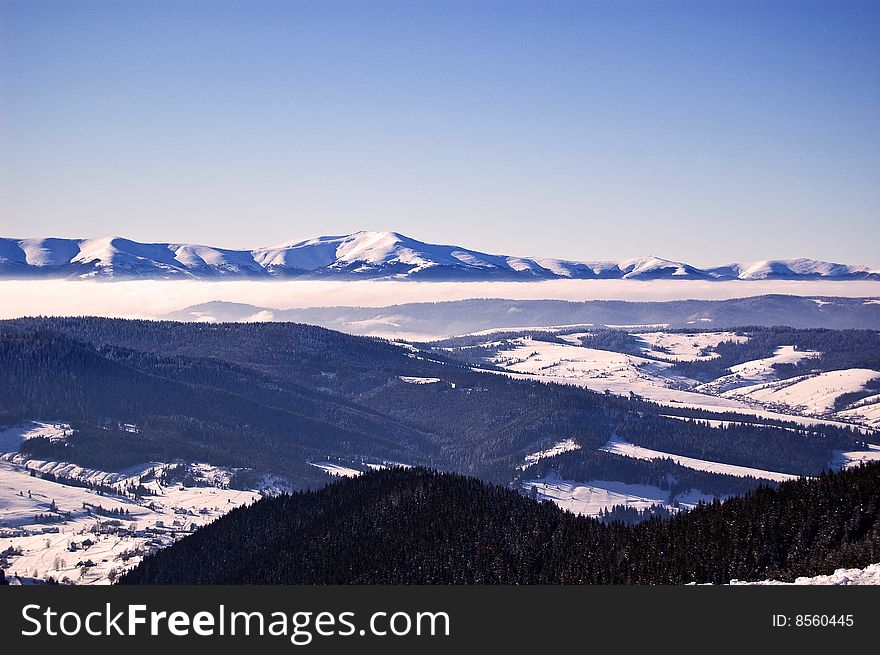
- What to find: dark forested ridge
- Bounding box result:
[166,295,880,336]
[0,318,868,494]
[120,464,880,585]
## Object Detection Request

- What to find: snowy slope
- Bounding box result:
[522,474,713,517]
[714,258,878,280]
[632,331,748,362]
[2,232,878,280]
[0,457,259,585]
[0,421,71,452]
[522,476,669,516]
[696,346,821,394]
[476,336,872,430]
[308,462,364,478]
[723,368,880,415]
[830,444,880,469]
[835,395,880,428]
[600,435,799,482]
[518,439,581,470]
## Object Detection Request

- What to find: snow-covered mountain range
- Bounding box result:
[1,231,877,281]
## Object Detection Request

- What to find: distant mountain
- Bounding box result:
[165,295,880,338]
[2,231,877,281]
[119,464,880,584]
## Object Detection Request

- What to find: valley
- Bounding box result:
[0,422,260,584]
[1,314,878,584]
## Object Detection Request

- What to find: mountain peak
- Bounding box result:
[0,233,877,282]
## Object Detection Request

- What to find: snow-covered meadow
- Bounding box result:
[722,368,880,415]
[480,334,880,432]
[0,422,261,585]
[521,474,714,518]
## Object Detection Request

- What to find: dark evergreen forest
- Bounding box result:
[119,463,880,585]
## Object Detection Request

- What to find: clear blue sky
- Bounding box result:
[1,0,878,266]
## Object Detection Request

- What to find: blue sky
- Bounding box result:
[1,0,878,266]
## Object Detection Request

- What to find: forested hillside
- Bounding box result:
[166,295,880,336]
[120,463,880,585]
[0,318,866,493]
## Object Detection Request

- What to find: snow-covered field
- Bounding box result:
[523,476,668,516]
[489,337,686,395]
[522,474,713,517]
[836,395,880,428]
[696,345,820,394]
[308,462,364,478]
[600,435,800,482]
[632,331,747,362]
[481,337,869,430]
[462,329,880,433]
[723,368,880,415]
[0,421,71,452]
[830,444,880,470]
[309,459,412,478]
[399,376,442,384]
[0,456,259,585]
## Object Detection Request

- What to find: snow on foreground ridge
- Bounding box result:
[731,563,880,585]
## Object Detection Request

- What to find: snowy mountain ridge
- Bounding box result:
[1,231,877,281]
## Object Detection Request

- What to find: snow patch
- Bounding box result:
[830,444,880,470]
[523,475,669,517]
[518,439,581,470]
[0,422,71,453]
[308,462,363,478]
[600,435,799,482]
[632,331,747,362]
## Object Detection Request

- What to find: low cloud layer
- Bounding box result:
[1,279,879,321]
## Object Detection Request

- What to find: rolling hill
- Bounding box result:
[118,464,880,584]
